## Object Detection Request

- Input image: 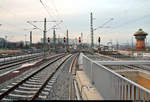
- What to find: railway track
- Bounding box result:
[69,53,80,100]
[0,53,43,65]
[0,54,71,100]
[0,53,44,70]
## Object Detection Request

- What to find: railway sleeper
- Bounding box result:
[19,86,39,90]
[22,83,42,87]
[14,89,37,94]
[0,54,70,100]
[38,95,47,99]
[25,81,43,85]
[5,93,33,100]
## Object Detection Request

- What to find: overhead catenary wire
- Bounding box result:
[44,0,67,30]
[27,21,42,31]
[113,14,150,28]
[111,0,150,29]
[47,0,68,30]
[41,0,61,21]
[40,0,55,21]
[49,0,61,20]
[39,0,67,32]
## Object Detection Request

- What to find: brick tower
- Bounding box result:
[134,29,148,51]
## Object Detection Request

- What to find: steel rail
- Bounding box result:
[0,54,44,70]
[0,53,43,67]
[0,54,67,100]
[0,53,43,65]
[69,53,79,100]
[32,54,72,99]
[69,54,78,74]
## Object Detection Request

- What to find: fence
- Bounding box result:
[82,53,150,100]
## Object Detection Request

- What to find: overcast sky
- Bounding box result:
[0,0,150,45]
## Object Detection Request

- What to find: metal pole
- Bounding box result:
[81,32,83,42]
[43,18,47,58]
[25,34,27,47]
[5,35,7,49]
[67,30,69,51]
[90,12,94,48]
[81,32,83,48]
[30,31,32,48]
[116,40,119,51]
[53,29,56,51]
[132,37,133,57]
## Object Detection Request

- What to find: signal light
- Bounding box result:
[79,37,81,43]
[48,37,50,42]
[64,37,66,43]
[98,37,101,43]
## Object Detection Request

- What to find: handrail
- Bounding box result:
[82,53,150,95]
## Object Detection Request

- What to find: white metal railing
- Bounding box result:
[82,53,150,100]
[96,60,150,65]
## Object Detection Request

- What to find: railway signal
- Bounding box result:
[98,37,101,47]
[48,37,50,43]
[79,37,81,43]
[64,37,66,43]
[98,37,101,43]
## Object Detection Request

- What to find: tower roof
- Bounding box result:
[134,29,148,36]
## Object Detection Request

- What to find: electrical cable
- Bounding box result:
[42,0,68,30]
[50,0,61,20]
[113,14,150,28]
[40,0,55,20]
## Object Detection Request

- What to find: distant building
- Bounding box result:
[0,38,5,48]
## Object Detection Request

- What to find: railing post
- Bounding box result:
[124,82,127,100]
[136,87,139,100]
[131,85,135,100]
[118,79,120,99]
[141,90,144,100]
[128,84,130,100]
[145,92,149,100]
